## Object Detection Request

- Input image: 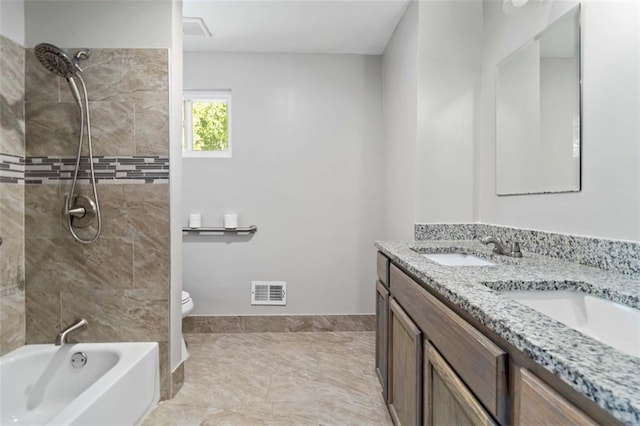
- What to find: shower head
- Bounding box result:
[34,43,90,78]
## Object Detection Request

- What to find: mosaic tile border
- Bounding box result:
[415,223,640,277]
[2,154,170,184]
[0,153,25,184]
[25,156,169,184]
[183,315,376,334]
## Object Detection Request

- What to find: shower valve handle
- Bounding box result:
[67,206,86,218]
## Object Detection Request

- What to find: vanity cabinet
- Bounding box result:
[376,280,390,400]
[376,253,391,401]
[514,368,597,426]
[377,253,614,426]
[424,341,496,426]
[389,264,508,424]
[388,299,422,426]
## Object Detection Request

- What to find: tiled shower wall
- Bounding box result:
[0,35,26,356]
[23,48,172,397]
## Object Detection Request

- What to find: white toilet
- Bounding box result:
[181,291,194,362]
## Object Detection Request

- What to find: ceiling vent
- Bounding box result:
[251,281,286,306]
[183,17,212,37]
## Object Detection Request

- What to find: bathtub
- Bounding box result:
[0,342,159,425]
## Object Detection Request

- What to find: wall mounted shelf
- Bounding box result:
[182,225,258,235]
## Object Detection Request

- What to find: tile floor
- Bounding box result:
[144,332,393,425]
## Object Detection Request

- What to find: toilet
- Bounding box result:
[181,291,194,362]
[182,291,194,317]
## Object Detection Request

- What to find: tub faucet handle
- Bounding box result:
[55,318,88,346]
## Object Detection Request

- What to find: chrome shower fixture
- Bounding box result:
[34,43,102,244]
[33,43,90,78]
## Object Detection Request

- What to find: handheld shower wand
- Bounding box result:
[34,43,102,244]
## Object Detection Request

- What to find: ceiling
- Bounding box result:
[182,0,410,54]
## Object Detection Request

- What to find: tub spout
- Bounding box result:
[55,318,88,346]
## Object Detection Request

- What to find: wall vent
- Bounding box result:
[251,281,286,306]
[183,17,213,37]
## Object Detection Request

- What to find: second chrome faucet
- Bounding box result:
[480,236,522,258]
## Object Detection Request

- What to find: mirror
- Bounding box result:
[496,5,581,195]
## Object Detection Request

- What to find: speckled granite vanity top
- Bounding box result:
[375,239,640,425]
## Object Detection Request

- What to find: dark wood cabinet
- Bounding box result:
[514,368,597,426]
[424,340,497,426]
[388,298,423,426]
[376,280,390,401]
[378,253,610,426]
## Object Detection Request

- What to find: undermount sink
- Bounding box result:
[421,253,496,267]
[500,290,640,357]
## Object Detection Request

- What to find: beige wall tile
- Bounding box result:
[25,237,86,292]
[133,233,169,291]
[0,288,25,355]
[85,102,134,156]
[0,36,25,157]
[60,289,125,342]
[170,362,185,399]
[122,289,169,342]
[57,49,169,104]
[82,237,134,289]
[135,103,169,155]
[0,237,24,292]
[25,102,78,156]
[0,182,24,241]
[25,287,61,344]
[24,184,61,239]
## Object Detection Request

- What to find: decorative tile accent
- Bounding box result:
[24,155,169,184]
[0,153,25,184]
[415,223,640,277]
[183,315,376,334]
[376,239,640,424]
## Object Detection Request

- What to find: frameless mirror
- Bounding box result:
[496,5,581,195]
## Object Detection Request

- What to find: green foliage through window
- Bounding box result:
[192,101,228,151]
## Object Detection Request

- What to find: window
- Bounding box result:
[183,90,232,158]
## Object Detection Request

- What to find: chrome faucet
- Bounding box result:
[55,318,88,346]
[480,236,522,258]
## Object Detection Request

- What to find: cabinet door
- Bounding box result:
[424,341,497,426]
[376,280,390,401]
[388,298,422,426]
[514,368,597,426]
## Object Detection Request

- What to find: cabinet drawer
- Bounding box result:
[515,368,597,426]
[377,252,390,286]
[390,265,508,424]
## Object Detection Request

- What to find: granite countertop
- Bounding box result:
[375,239,640,425]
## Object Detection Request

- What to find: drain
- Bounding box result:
[71,352,88,368]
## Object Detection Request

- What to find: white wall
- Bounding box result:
[381,0,418,241]
[415,0,482,223]
[381,0,482,238]
[478,0,640,241]
[24,0,171,48]
[0,0,25,45]
[183,52,383,315]
[169,0,183,371]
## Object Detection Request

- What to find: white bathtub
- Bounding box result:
[0,342,159,425]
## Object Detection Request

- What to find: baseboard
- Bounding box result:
[183,314,375,334]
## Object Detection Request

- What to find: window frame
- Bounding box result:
[182,89,232,158]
